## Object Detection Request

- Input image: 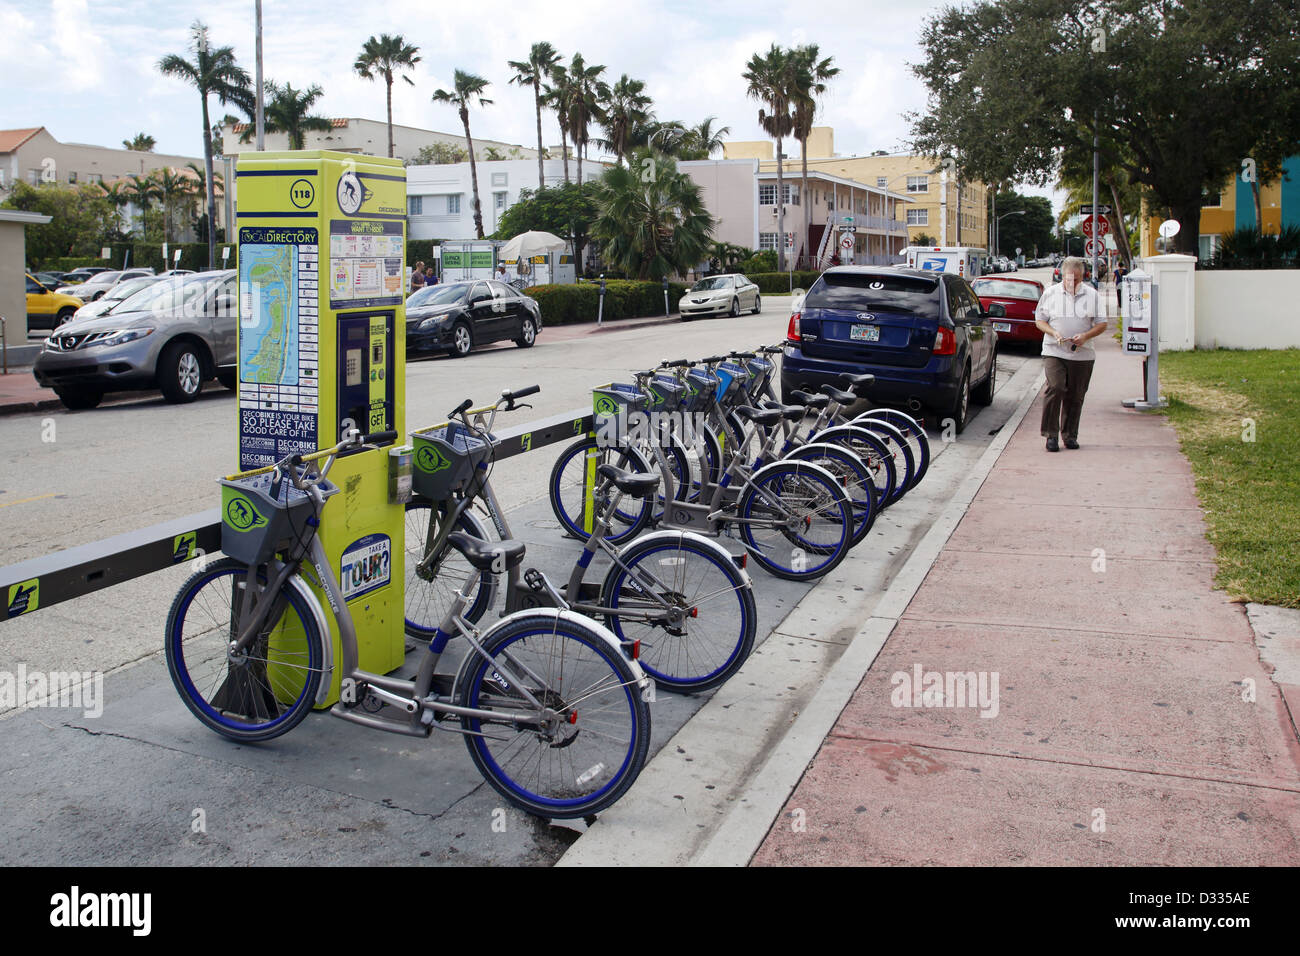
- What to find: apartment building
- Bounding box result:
[0,127,201,195]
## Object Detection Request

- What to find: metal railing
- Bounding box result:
[0,407,595,622]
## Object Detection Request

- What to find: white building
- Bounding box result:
[406,159,607,241]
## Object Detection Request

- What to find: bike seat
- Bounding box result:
[789,390,831,410]
[777,404,807,422]
[840,372,876,391]
[819,385,858,405]
[734,405,784,427]
[596,463,660,499]
[447,532,527,572]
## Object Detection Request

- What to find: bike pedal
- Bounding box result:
[524,568,546,591]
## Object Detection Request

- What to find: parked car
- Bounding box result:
[25,273,87,330]
[1052,260,1094,283]
[32,271,70,288]
[60,267,113,284]
[781,266,1000,433]
[405,279,541,357]
[56,268,155,301]
[971,276,1045,346]
[33,270,237,409]
[70,275,162,321]
[678,274,761,319]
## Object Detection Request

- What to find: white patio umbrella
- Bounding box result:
[499,230,568,261]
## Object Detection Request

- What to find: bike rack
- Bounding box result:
[0,407,595,622]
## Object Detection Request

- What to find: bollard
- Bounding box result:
[597,274,607,326]
[662,277,669,317]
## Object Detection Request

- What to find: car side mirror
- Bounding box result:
[987,303,1006,318]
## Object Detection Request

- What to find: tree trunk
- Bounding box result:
[464,110,483,239]
[577,132,584,187]
[800,134,809,269]
[560,126,570,184]
[1107,179,1133,268]
[201,91,216,268]
[534,81,545,191]
[1167,197,1203,256]
[386,75,394,158]
[776,136,785,272]
[1251,180,1262,232]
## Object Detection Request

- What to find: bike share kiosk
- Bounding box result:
[1120,267,1166,410]
[231,149,409,703]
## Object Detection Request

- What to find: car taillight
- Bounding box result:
[933,326,956,355]
[786,312,801,342]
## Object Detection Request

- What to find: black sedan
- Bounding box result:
[405,279,541,357]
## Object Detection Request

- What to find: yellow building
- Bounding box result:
[723,127,989,250]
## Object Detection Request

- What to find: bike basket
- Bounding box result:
[714,362,751,405]
[683,367,719,412]
[411,422,492,501]
[219,471,337,566]
[646,375,686,414]
[592,383,648,432]
[745,356,775,399]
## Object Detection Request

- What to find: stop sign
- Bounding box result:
[1081,215,1110,238]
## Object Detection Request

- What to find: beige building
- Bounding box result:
[222,117,548,165]
[723,128,989,249]
[0,127,202,196]
[1,208,51,346]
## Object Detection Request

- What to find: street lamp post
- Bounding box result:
[996,209,1026,260]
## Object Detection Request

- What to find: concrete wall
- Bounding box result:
[406,158,593,240]
[1194,270,1300,349]
[0,221,27,344]
[680,160,759,250]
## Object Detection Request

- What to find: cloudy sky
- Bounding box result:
[0,0,1062,211]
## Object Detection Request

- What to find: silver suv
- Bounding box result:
[33,270,237,410]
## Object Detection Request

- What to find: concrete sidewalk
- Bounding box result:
[753,336,1300,865]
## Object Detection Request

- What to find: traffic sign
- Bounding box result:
[1079,204,1112,216]
[1081,215,1110,238]
[1084,237,1104,257]
[839,234,854,250]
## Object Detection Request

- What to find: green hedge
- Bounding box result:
[742,271,823,293]
[39,256,112,272]
[525,279,689,325]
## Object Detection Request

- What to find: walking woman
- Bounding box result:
[1034,257,1108,451]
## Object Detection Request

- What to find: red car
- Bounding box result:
[971,276,1045,345]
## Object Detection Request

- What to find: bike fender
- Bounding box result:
[783,441,868,469]
[624,527,754,588]
[485,608,650,687]
[279,568,335,707]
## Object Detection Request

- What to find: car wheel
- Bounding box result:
[515,317,536,348]
[447,322,473,358]
[217,370,238,390]
[751,293,761,315]
[159,341,205,404]
[729,297,740,318]
[54,386,103,411]
[972,350,996,405]
[55,307,76,327]
[946,367,970,434]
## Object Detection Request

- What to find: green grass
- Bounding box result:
[1158,349,1300,607]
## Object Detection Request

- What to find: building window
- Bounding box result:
[907,175,929,193]
[68,171,78,184]
[907,208,929,226]
[495,191,506,210]
[759,184,776,205]
[87,173,102,185]
[27,169,41,185]
[447,194,461,215]
[0,169,6,187]
[877,177,888,188]
[786,184,798,206]
[491,172,507,187]
[758,232,778,250]
[1202,188,1221,208]
[408,196,423,215]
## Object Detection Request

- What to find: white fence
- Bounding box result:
[1143,255,1300,350]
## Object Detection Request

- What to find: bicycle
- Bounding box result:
[405,393,758,694]
[165,428,651,819]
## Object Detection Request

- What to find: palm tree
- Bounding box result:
[790,45,839,268]
[154,167,192,242]
[124,174,162,237]
[564,54,608,185]
[157,20,252,269]
[122,132,156,152]
[354,34,421,159]
[543,63,574,183]
[98,181,131,236]
[261,81,332,150]
[680,116,730,160]
[185,161,223,238]
[591,148,714,279]
[598,74,653,166]
[508,42,562,190]
[433,70,493,238]
[743,45,797,271]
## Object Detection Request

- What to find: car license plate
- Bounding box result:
[993,322,1012,332]
[850,324,880,342]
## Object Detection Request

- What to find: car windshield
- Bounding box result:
[82,271,123,286]
[104,277,156,301]
[113,274,220,316]
[408,284,467,307]
[804,272,940,312]
[691,277,731,291]
[973,279,1040,300]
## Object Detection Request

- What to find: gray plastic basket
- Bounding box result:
[411,423,491,501]
[592,383,648,433]
[220,471,337,565]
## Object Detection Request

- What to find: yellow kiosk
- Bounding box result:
[235,150,408,701]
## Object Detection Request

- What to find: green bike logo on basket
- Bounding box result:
[416,444,450,474]
[594,395,620,416]
[225,495,268,532]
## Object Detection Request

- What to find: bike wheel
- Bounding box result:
[853,419,915,503]
[548,437,653,544]
[456,613,651,818]
[165,557,324,742]
[404,500,494,637]
[738,462,853,580]
[812,425,897,514]
[783,442,877,544]
[601,535,757,693]
[856,410,931,488]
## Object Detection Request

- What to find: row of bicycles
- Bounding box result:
[163,346,931,822]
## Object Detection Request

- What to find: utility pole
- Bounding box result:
[1091,108,1100,284]
[255,0,265,150]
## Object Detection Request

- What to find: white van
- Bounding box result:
[902,246,989,279]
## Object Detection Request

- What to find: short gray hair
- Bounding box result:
[1061,256,1086,278]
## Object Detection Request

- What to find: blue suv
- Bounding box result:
[781,266,999,433]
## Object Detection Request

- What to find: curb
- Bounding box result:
[690,363,1047,866]
[587,315,681,334]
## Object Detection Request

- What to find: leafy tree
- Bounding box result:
[122,132,156,152]
[3,182,117,262]
[743,44,797,270]
[590,148,714,280]
[490,180,599,270]
[405,142,469,166]
[598,74,653,165]
[354,34,421,159]
[913,232,937,246]
[433,70,493,238]
[910,0,1300,255]
[509,42,563,190]
[157,20,252,269]
[790,45,839,266]
[990,190,1055,258]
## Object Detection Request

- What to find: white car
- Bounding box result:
[679,274,761,320]
[71,275,161,320]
